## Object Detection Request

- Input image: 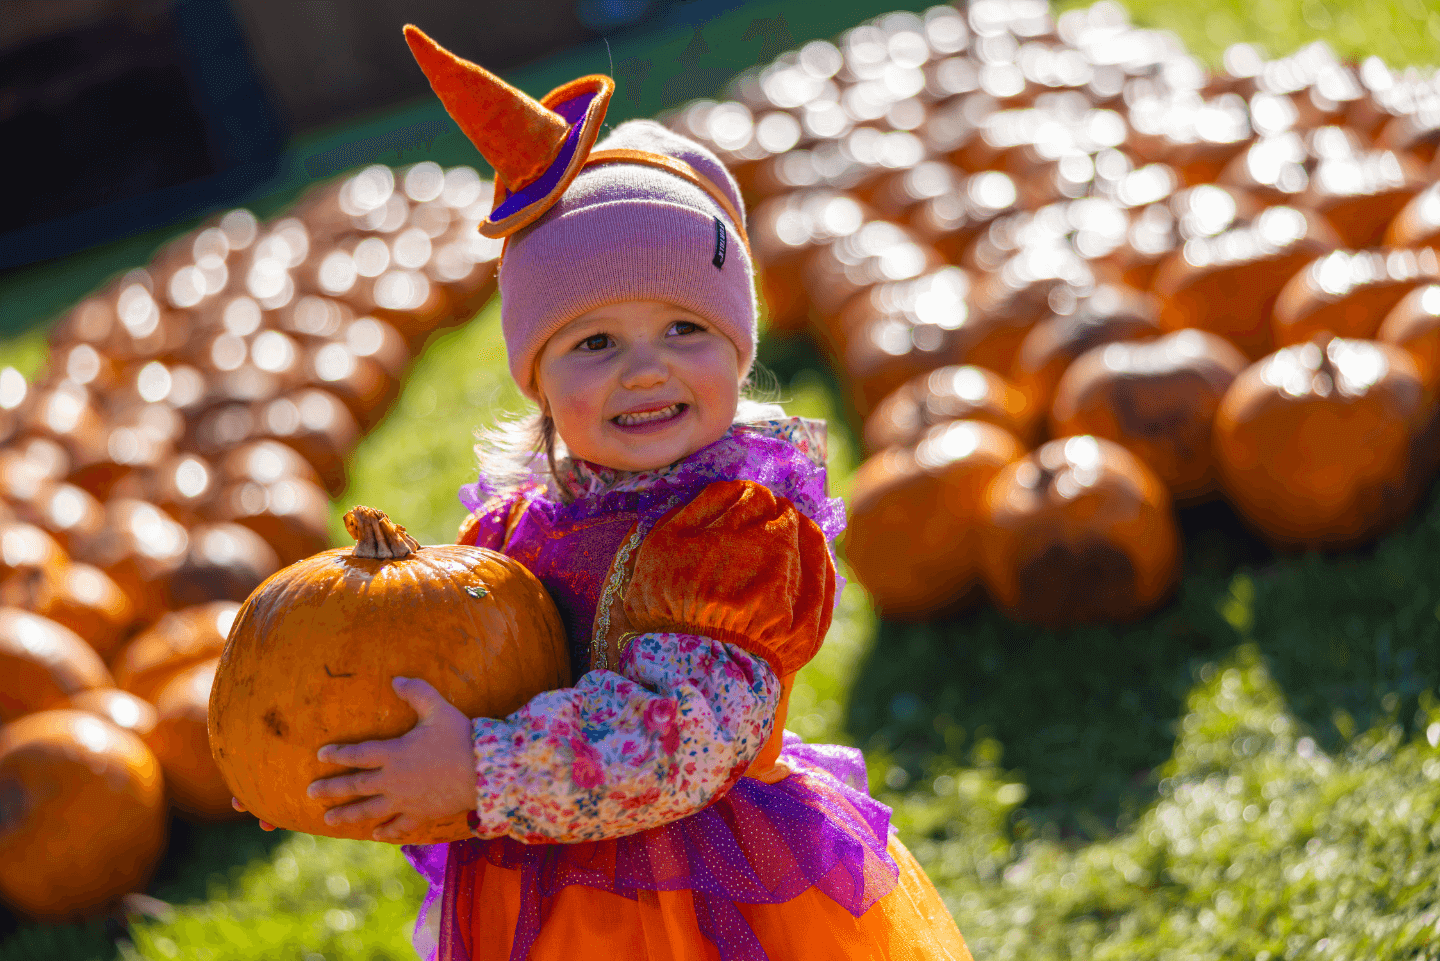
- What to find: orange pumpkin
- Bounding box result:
[1271,248,1438,347]
[1383,182,1440,249]
[979,436,1181,627]
[862,366,1036,454]
[0,609,112,721]
[1302,149,1428,249]
[211,475,334,565]
[1011,284,1161,418]
[0,709,167,921]
[80,499,191,623]
[1377,283,1440,398]
[846,421,1024,620]
[1213,336,1432,550]
[750,191,868,334]
[111,601,238,701]
[168,522,280,611]
[65,687,159,740]
[1152,206,1339,358]
[148,658,240,822]
[209,506,569,843]
[0,520,69,585]
[0,561,137,660]
[1049,330,1250,503]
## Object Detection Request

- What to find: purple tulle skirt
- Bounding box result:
[403,732,898,961]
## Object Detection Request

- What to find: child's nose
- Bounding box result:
[618,344,669,388]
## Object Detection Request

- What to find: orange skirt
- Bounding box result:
[444,833,972,961]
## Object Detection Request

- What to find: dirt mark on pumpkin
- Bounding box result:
[263,709,289,738]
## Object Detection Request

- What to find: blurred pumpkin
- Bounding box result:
[210,475,333,565]
[1301,148,1427,248]
[148,658,240,822]
[846,421,1024,619]
[1377,284,1440,398]
[1271,248,1438,347]
[750,191,869,334]
[209,506,569,843]
[64,687,158,740]
[1049,330,1249,503]
[0,709,167,921]
[0,562,136,660]
[1213,336,1432,550]
[863,365,1036,454]
[0,609,112,721]
[79,499,190,624]
[111,601,239,701]
[1383,181,1440,249]
[1011,284,1161,418]
[1151,205,1339,358]
[256,389,359,496]
[979,435,1181,627]
[168,522,280,611]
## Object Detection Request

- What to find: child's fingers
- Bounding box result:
[322,794,394,827]
[371,812,419,843]
[317,739,391,767]
[233,796,276,831]
[307,767,385,801]
[391,676,446,718]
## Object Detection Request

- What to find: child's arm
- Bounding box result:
[467,631,780,842]
[305,632,779,843]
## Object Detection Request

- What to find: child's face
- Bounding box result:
[535,300,742,472]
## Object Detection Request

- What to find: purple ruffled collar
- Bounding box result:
[459,416,846,545]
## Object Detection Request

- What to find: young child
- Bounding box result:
[292,26,974,961]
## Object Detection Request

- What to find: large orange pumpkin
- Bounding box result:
[0,709,167,921]
[209,506,569,843]
[1213,336,1432,550]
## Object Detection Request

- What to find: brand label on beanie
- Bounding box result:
[712,217,727,269]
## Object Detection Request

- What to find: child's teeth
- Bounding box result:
[616,404,680,426]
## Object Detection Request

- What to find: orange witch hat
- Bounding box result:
[403,24,614,239]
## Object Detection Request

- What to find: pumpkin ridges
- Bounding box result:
[210,507,568,843]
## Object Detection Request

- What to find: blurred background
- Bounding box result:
[0,0,868,327]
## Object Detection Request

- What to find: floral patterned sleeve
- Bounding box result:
[468,632,781,844]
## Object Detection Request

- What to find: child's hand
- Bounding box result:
[306,677,476,843]
[230,796,277,831]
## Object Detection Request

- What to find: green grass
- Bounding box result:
[5,0,1440,957]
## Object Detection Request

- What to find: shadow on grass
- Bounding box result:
[0,817,290,961]
[842,473,1440,844]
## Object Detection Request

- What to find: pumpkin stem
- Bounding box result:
[344,506,420,559]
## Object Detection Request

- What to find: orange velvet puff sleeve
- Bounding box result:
[620,479,836,678]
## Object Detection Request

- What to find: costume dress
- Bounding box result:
[403,417,971,961]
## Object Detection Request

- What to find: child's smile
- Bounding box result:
[536,300,742,472]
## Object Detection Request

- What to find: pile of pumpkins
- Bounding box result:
[664,0,1440,626]
[0,162,501,923]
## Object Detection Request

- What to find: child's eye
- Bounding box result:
[669,320,703,336]
[577,333,611,352]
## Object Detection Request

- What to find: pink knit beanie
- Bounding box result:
[499,120,758,401]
